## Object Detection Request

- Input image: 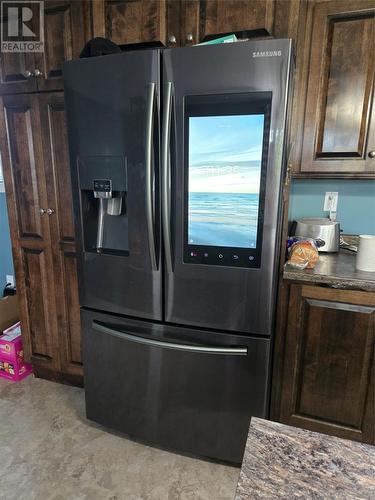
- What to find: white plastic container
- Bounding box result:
[356,235,375,272]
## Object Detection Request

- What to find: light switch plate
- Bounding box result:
[324,192,338,212]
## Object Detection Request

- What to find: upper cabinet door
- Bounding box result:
[0,1,37,94]
[198,0,276,42]
[169,0,297,49]
[34,0,90,92]
[301,0,375,175]
[92,0,167,46]
[0,53,37,95]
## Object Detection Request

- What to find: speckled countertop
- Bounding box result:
[235,418,375,500]
[283,250,375,292]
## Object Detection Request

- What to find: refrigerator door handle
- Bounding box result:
[92,321,248,356]
[161,82,173,273]
[145,82,158,270]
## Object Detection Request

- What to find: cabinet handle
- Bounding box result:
[46,208,55,215]
[33,69,43,77]
[368,150,375,159]
[39,208,47,215]
[22,70,32,78]
[168,34,177,45]
[186,33,193,43]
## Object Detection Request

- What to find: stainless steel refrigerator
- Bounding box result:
[63,39,293,464]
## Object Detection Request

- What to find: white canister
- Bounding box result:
[356,235,375,272]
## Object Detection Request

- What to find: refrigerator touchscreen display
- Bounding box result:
[184,93,271,268]
[187,114,264,250]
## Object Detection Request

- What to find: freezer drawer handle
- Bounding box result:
[145,82,158,270]
[92,321,248,356]
[161,82,173,273]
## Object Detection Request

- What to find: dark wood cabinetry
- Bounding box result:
[0,54,37,95]
[0,94,57,371]
[0,93,82,382]
[35,0,90,91]
[294,0,375,176]
[276,284,374,444]
[0,1,37,94]
[199,0,276,39]
[92,0,167,46]
[0,1,90,95]
[38,93,82,378]
[167,0,280,47]
[90,0,282,49]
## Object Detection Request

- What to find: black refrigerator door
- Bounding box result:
[161,40,293,335]
[63,50,162,320]
[82,308,270,464]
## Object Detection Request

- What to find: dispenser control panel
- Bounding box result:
[93,179,112,193]
[93,179,112,199]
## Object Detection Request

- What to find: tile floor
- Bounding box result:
[0,376,239,500]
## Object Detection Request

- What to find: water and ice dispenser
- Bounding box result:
[78,156,129,255]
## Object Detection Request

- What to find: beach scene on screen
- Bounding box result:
[188,114,264,248]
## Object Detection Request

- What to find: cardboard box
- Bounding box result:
[0,295,19,334]
[0,322,32,381]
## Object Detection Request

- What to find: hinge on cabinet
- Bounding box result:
[285,163,293,187]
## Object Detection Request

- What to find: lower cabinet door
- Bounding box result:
[81,308,270,463]
[0,92,82,382]
[280,285,375,444]
[38,92,83,380]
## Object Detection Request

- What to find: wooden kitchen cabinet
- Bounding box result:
[38,93,82,379]
[0,1,37,94]
[92,0,167,46]
[199,0,276,40]
[298,0,375,175]
[0,1,90,95]
[90,0,281,50]
[34,0,91,92]
[0,52,38,95]
[0,94,59,372]
[278,284,374,444]
[0,93,82,384]
[167,0,279,47]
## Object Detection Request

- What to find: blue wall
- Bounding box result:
[289,179,375,235]
[0,193,14,290]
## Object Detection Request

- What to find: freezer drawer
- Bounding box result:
[82,309,270,463]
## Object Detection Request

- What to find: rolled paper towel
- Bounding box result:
[356,235,375,272]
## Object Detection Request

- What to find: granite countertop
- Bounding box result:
[283,249,375,292]
[235,418,375,500]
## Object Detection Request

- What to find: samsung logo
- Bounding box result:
[252,50,282,58]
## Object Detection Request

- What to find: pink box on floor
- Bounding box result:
[0,322,33,381]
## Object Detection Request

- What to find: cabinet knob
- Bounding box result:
[46,208,55,215]
[368,150,375,159]
[39,208,47,215]
[33,69,43,77]
[186,33,194,43]
[168,35,177,45]
[22,70,32,78]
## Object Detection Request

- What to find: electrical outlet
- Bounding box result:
[323,192,338,212]
[6,275,15,287]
